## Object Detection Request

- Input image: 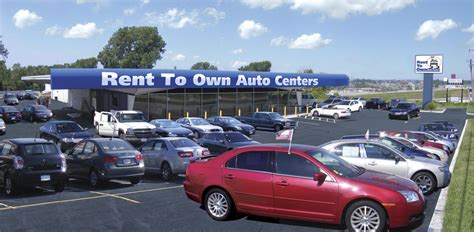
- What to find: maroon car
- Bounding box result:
[184,144,425,232]
[0,106,22,123]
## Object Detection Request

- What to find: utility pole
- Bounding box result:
[469,49,474,102]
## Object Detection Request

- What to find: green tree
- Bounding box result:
[98,26,166,68]
[0,36,8,60]
[71,57,98,68]
[191,61,218,70]
[238,61,271,72]
[299,68,331,101]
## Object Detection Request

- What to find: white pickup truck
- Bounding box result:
[94,110,157,143]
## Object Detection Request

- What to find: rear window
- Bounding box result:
[1,106,17,112]
[24,144,59,156]
[99,140,134,152]
[170,139,199,148]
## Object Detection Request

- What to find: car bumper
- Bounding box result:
[100,164,145,180]
[389,113,409,119]
[435,170,451,189]
[34,115,52,121]
[4,117,21,123]
[122,134,158,143]
[386,199,425,229]
[11,171,67,187]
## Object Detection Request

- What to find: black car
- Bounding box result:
[149,119,194,138]
[22,105,53,122]
[388,98,405,110]
[418,123,458,140]
[0,138,67,196]
[16,92,26,100]
[0,106,22,123]
[388,103,420,120]
[207,116,255,136]
[67,138,145,187]
[433,120,459,134]
[40,121,93,152]
[366,98,387,109]
[24,92,38,100]
[196,132,260,155]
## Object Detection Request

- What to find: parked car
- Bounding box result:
[150,119,194,138]
[409,131,456,154]
[3,94,19,105]
[24,92,38,100]
[66,138,144,187]
[176,117,223,138]
[391,136,449,163]
[139,137,210,181]
[350,97,366,106]
[333,100,364,112]
[388,98,405,110]
[382,131,449,154]
[418,123,458,140]
[16,92,26,100]
[310,104,351,119]
[197,132,260,154]
[184,144,426,231]
[39,121,93,152]
[0,106,22,123]
[388,103,420,120]
[317,98,342,108]
[0,119,5,135]
[0,138,67,195]
[321,139,451,194]
[433,120,458,133]
[235,112,297,132]
[22,105,53,122]
[366,98,387,109]
[207,116,255,136]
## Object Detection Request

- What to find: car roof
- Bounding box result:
[149,137,191,141]
[241,143,318,152]
[7,138,49,144]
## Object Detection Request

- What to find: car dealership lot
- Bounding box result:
[0,100,471,232]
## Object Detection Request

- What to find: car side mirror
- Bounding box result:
[394,155,401,164]
[84,127,88,131]
[313,172,327,185]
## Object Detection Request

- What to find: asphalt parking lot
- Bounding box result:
[0,100,471,232]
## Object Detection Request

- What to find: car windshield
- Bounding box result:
[323,99,333,103]
[434,121,453,127]
[425,124,447,131]
[24,143,59,156]
[170,138,199,148]
[268,112,284,119]
[119,113,146,122]
[7,96,17,100]
[395,103,411,109]
[2,106,17,112]
[155,120,180,128]
[224,133,252,143]
[56,123,84,133]
[339,101,350,105]
[221,118,242,124]
[393,137,417,149]
[308,148,363,178]
[32,105,48,111]
[190,118,210,125]
[99,140,134,152]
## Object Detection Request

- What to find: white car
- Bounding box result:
[351,97,367,106]
[176,117,223,138]
[390,136,449,162]
[334,100,364,112]
[310,104,351,119]
[0,119,5,135]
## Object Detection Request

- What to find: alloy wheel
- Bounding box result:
[350,206,381,232]
[207,192,229,218]
[415,175,433,193]
[89,171,98,187]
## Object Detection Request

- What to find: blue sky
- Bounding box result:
[1,0,473,80]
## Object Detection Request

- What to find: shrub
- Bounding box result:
[425,102,438,110]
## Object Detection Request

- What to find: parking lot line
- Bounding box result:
[114,185,183,196]
[89,191,140,204]
[0,195,108,211]
[0,203,15,210]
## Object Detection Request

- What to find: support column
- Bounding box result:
[422,73,433,109]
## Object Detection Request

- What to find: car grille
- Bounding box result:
[134,128,153,138]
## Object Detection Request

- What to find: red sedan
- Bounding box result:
[184,144,425,232]
[382,131,449,154]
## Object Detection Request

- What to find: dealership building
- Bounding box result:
[23,69,349,119]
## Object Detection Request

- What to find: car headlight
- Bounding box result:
[126,128,134,135]
[398,190,419,203]
[234,126,242,130]
[442,145,449,151]
[168,132,176,136]
[449,134,455,139]
[426,153,437,160]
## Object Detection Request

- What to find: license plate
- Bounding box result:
[250,131,255,134]
[141,138,147,142]
[11,117,16,120]
[41,175,51,182]
[123,159,132,165]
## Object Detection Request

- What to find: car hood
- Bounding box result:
[353,169,418,191]
[121,122,156,129]
[193,125,222,130]
[410,155,445,166]
[430,131,453,135]
[389,109,409,113]
[230,124,254,129]
[59,131,93,139]
[161,127,192,134]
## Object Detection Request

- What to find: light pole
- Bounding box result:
[469,49,473,102]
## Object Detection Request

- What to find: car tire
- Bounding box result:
[358,106,362,112]
[53,183,66,193]
[412,171,437,195]
[312,111,319,117]
[95,124,100,134]
[161,162,175,181]
[274,124,283,132]
[345,200,387,232]
[129,177,141,185]
[119,131,126,140]
[4,173,17,196]
[193,131,200,139]
[29,115,34,122]
[407,114,411,120]
[333,113,339,120]
[89,169,101,188]
[204,188,234,221]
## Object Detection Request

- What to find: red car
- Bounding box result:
[184,144,425,232]
[382,131,449,154]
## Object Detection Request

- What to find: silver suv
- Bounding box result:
[320,139,451,194]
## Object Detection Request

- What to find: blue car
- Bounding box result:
[388,102,420,120]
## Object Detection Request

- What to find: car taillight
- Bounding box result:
[178,151,193,158]
[16,112,22,117]
[135,153,144,161]
[13,156,24,169]
[202,150,210,156]
[103,155,118,163]
[2,113,7,118]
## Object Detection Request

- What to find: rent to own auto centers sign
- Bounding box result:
[415,55,443,74]
[50,69,350,89]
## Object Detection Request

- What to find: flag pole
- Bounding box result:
[288,129,294,154]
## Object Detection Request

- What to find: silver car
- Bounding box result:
[411,131,456,153]
[320,139,451,194]
[139,137,210,181]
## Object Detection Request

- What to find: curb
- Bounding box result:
[427,119,469,231]
[420,109,446,114]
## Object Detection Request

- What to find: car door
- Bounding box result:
[331,143,366,168]
[222,151,274,214]
[213,133,228,154]
[0,143,6,181]
[98,113,116,136]
[140,141,156,172]
[67,142,86,178]
[273,151,338,222]
[361,143,408,177]
[150,140,166,171]
[79,142,97,177]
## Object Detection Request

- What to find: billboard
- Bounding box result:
[415,55,443,74]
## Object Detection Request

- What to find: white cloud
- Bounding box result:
[141,0,150,6]
[238,20,268,39]
[45,25,63,36]
[123,7,136,15]
[144,8,225,29]
[270,36,290,46]
[63,22,103,39]
[240,0,289,10]
[171,53,186,61]
[289,33,332,49]
[193,55,200,59]
[463,24,474,33]
[12,9,42,28]
[76,0,109,9]
[415,19,457,41]
[232,48,243,54]
[232,61,248,69]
